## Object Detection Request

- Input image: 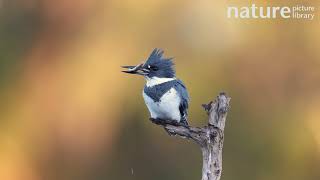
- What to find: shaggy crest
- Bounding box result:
[143,48,175,78]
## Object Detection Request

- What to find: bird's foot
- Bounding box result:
[149,118,189,128]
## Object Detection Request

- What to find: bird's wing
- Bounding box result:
[174,80,189,122]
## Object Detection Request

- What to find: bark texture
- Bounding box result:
[150,92,230,180]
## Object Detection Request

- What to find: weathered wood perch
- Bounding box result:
[150,92,230,180]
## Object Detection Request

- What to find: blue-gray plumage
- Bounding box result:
[122,48,190,126]
[144,79,189,124]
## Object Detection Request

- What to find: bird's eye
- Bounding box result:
[146,65,158,71]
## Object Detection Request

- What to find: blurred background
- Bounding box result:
[1,0,320,180]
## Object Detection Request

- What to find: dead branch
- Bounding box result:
[150,92,230,180]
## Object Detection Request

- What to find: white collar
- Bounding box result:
[145,77,176,87]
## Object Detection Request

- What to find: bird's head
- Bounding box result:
[122,49,175,79]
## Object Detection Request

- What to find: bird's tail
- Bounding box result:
[180,117,189,127]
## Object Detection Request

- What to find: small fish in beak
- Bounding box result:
[121,63,148,75]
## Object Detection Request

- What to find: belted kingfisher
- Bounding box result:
[122,49,189,126]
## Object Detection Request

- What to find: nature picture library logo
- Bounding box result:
[227,4,316,20]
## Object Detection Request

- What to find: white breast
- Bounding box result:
[143,88,181,122]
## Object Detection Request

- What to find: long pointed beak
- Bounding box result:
[121,63,148,75]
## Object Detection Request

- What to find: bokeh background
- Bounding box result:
[1,0,320,180]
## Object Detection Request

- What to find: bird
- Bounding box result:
[122,48,190,126]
